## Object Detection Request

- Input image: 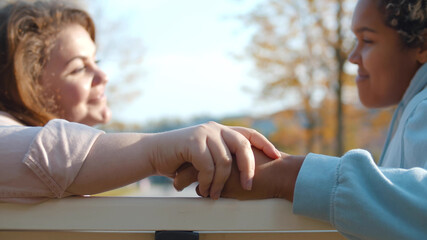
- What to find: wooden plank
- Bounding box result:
[0,197,337,233]
[0,231,345,240]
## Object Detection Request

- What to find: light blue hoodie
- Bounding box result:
[293,63,427,239]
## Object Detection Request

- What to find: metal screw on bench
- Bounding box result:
[155,231,199,240]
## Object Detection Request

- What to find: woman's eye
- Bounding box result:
[362,38,373,44]
[70,66,86,75]
[353,36,373,45]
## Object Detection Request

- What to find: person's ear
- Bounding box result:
[416,49,427,64]
[416,32,427,64]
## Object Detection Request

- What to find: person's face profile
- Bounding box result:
[40,24,111,125]
[348,0,421,108]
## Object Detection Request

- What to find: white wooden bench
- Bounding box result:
[0,197,344,239]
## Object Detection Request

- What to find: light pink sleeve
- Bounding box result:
[0,119,104,203]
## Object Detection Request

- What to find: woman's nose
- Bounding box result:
[92,67,108,86]
[348,45,360,65]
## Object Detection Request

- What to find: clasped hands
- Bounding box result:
[149,121,304,201]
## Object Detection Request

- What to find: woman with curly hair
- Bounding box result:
[176,0,427,238]
[0,1,281,203]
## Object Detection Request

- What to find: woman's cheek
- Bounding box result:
[64,80,91,105]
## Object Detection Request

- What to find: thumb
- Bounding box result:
[174,163,199,191]
[195,185,205,197]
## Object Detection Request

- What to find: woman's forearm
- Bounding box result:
[66,133,156,195]
[66,122,281,198]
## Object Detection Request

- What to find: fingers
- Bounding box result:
[206,137,232,199]
[221,129,255,191]
[177,122,278,199]
[231,127,281,160]
[174,163,198,191]
[189,142,215,198]
[195,185,202,197]
[187,122,246,199]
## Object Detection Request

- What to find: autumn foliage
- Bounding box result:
[222,98,393,161]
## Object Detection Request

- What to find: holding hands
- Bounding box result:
[174,148,305,202]
[149,121,281,200]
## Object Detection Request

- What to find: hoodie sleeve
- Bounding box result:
[293,150,427,240]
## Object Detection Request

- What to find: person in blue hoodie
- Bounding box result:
[175,0,427,239]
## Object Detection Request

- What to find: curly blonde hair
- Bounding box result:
[0,1,95,126]
[380,0,427,48]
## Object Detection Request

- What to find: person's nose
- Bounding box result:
[92,67,108,87]
[348,43,361,65]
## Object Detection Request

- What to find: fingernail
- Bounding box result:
[202,189,209,198]
[211,192,220,200]
[275,149,281,158]
[245,179,253,191]
[196,185,202,197]
[173,183,182,192]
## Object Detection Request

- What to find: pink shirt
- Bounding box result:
[0,111,104,203]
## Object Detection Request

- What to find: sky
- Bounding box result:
[87,0,289,124]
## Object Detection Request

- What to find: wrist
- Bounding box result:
[147,131,186,178]
[143,133,162,176]
[277,155,305,201]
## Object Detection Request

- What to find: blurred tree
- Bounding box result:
[230,98,388,157]
[239,0,356,155]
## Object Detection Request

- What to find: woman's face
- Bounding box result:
[41,24,111,125]
[348,0,424,108]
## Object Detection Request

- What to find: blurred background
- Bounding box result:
[39,0,398,196]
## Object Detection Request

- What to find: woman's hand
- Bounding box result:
[149,122,280,200]
[174,148,305,201]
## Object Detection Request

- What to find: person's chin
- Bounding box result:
[93,107,112,125]
[359,95,390,109]
[100,107,112,124]
[357,88,375,108]
[82,107,112,126]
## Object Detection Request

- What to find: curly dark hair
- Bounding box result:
[379,0,427,48]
